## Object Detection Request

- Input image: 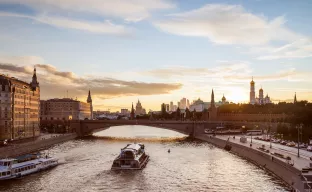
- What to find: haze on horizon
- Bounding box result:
[0,0,311,111]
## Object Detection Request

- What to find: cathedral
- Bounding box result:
[249,77,271,105]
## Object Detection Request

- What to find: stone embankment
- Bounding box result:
[0,133,77,158]
[196,134,306,192]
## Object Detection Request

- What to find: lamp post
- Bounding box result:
[297,124,303,158]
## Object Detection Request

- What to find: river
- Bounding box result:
[0,125,291,192]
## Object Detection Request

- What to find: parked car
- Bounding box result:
[286,142,296,147]
[307,146,312,152]
[281,141,287,145]
[272,139,280,143]
[299,144,307,149]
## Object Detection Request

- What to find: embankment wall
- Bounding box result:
[196,135,305,192]
[0,133,77,158]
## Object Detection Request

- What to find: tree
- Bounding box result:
[161,103,168,119]
[192,109,196,120]
[185,108,191,120]
[176,107,181,121]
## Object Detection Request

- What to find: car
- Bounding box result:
[299,144,306,149]
[307,146,312,152]
[286,142,296,147]
[281,141,287,145]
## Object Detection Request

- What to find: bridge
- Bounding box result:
[70,120,279,137]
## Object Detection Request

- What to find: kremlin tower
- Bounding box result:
[250,77,256,104]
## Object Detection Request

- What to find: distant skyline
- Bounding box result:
[0,0,311,111]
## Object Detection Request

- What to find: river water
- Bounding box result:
[0,126,290,192]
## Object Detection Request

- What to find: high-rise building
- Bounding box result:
[0,68,40,140]
[169,101,173,112]
[40,91,92,121]
[187,99,190,108]
[180,98,187,109]
[172,105,178,111]
[250,77,256,105]
[165,104,169,112]
[135,100,146,115]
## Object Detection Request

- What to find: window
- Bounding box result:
[3,172,6,176]
[7,171,10,175]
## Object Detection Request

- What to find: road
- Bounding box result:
[235,135,312,160]
[215,134,312,170]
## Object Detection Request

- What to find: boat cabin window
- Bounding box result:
[2,172,6,176]
[7,171,10,175]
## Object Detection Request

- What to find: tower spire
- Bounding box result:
[30,66,39,91]
[211,89,215,108]
[87,89,92,103]
[130,102,135,120]
[294,92,297,104]
[86,90,93,119]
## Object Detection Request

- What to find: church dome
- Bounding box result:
[222,94,226,101]
[250,77,255,84]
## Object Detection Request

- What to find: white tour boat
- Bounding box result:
[0,153,58,180]
[111,143,149,170]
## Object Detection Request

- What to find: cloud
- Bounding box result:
[153,4,302,45]
[0,12,131,35]
[0,63,32,74]
[142,62,251,79]
[223,68,304,82]
[0,55,44,65]
[0,62,182,100]
[141,61,310,83]
[35,64,76,79]
[0,0,175,22]
[257,38,312,60]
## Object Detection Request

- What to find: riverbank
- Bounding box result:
[0,133,77,158]
[195,134,307,192]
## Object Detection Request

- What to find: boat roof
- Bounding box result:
[124,143,143,151]
[0,159,16,162]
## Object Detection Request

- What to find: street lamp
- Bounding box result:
[297,124,303,158]
[268,124,272,148]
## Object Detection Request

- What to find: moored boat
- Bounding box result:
[0,153,58,180]
[111,143,149,170]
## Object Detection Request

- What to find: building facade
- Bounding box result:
[0,68,40,140]
[40,91,92,121]
[121,109,129,116]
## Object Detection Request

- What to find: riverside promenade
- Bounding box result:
[0,133,77,158]
[196,134,312,192]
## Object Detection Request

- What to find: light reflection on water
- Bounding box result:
[0,125,291,192]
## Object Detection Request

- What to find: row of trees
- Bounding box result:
[218,101,311,115]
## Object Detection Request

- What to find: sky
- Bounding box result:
[0,0,311,112]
